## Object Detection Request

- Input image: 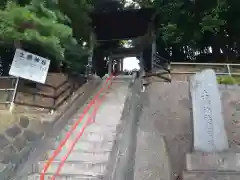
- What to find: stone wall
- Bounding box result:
[0,110,52,179]
[0,73,84,111]
[0,114,45,163]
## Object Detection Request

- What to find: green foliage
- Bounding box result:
[58,0,92,42]
[0,0,91,73]
[0,2,71,59]
[131,0,240,62]
[63,41,89,73]
[2,0,240,74]
[217,76,240,84]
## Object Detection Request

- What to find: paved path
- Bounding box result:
[134,81,192,180]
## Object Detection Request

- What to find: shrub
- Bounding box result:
[217,76,240,85]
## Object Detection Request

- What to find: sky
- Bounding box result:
[123,57,140,70]
[122,40,140,71]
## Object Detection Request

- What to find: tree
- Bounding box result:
[131,0,239,62]
[0,0,91,75]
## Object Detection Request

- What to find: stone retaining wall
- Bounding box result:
[0,115,46,164]
[0,73,83,111]
[0,80,100,180]
[0,112,49,180]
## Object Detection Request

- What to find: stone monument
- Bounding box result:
[190,69,229,152]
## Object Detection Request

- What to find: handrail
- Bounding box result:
[40,75,114,180]
[154,53,170,63]
[52,76,115,180]
[153,53,171,71]
[170,62,240,76]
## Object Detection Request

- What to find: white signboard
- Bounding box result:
[190,69,229,152]
[9,49,50,83]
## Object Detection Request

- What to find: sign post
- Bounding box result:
[9,77,19,112]
[9,49,50,84]
[8,49,50,112]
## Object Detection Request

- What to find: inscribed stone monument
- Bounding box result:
[190,69,228,152]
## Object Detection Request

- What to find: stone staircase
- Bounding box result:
[183,152,240,180]
[25,77,131,180]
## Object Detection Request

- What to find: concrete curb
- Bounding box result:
[103,79,135,180]
[104,75,142,180]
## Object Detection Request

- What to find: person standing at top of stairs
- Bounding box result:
[113,62,118,76]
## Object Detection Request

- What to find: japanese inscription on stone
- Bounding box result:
[190,69,229,152]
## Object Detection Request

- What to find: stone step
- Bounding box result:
[112,80,131,83]
[53,139,113,153]
[84,123,117,133]
[35,161,107,176]
[64,122,118,134]
[28,173,99,180]
[47,150,110,163]
[186,152,240,171]
[183,171,240,180]
[69,113,91,124]
[92,118,121,127]
[53,124,116,148]
[95,109,122,116]
[91,122,120,128]
[96,108,123,117]
[82,132,115,143]
[80,128,116,141]
[55,130,115,147]
[65,123,117,134]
